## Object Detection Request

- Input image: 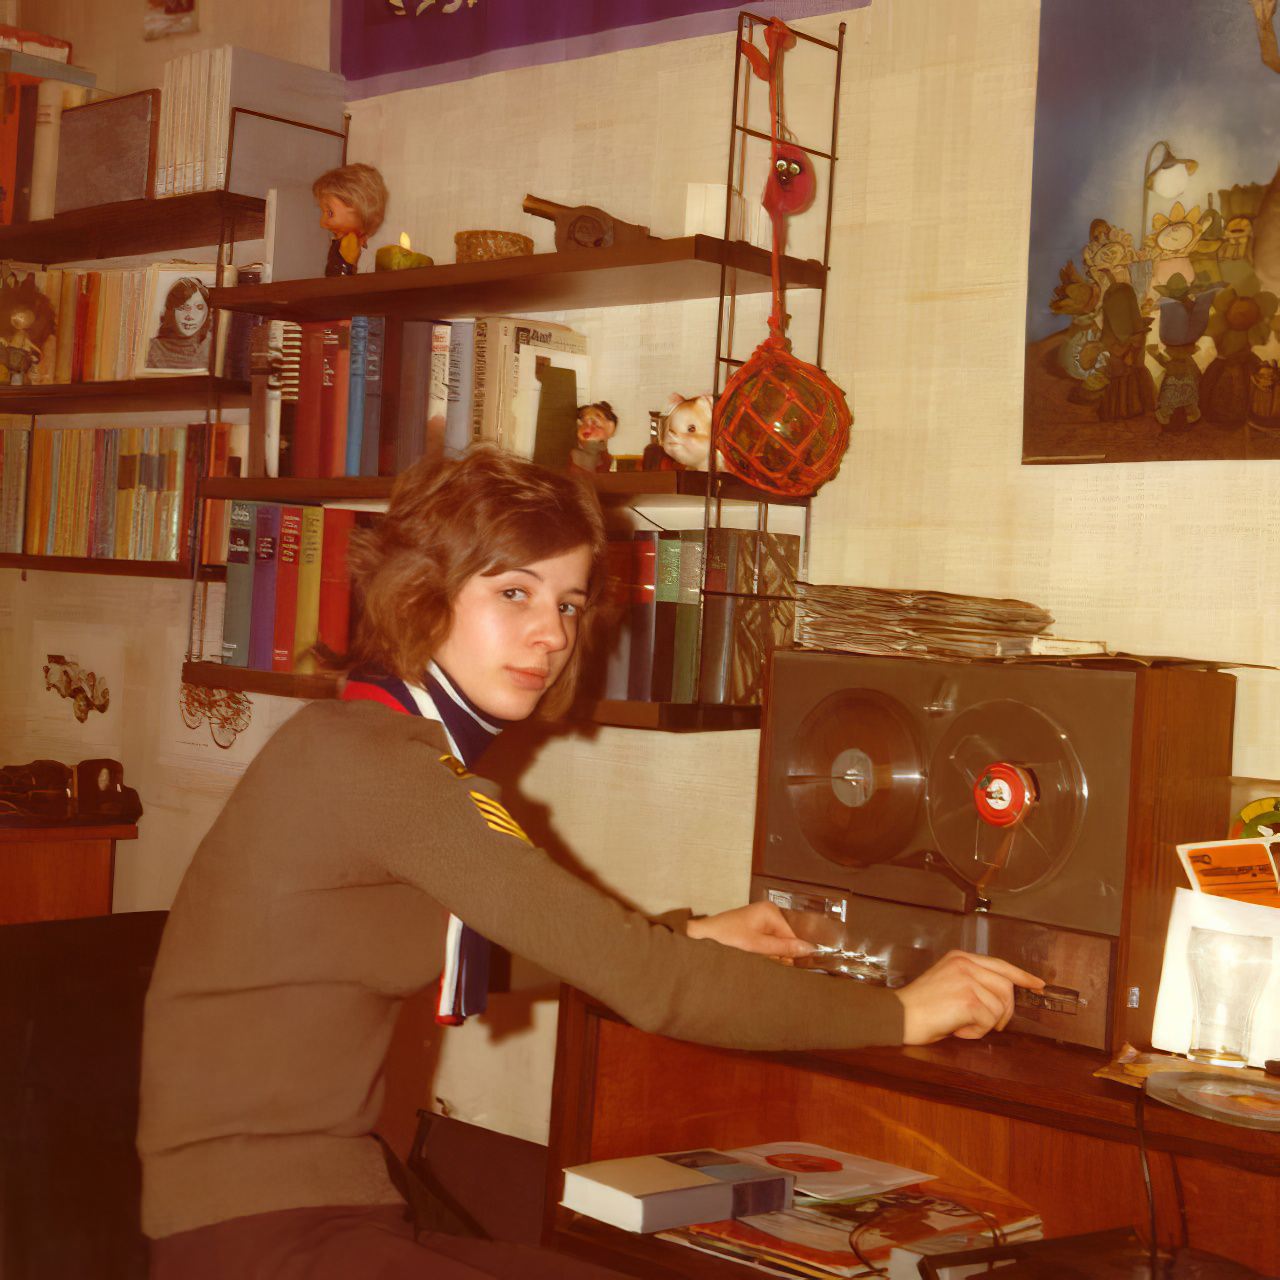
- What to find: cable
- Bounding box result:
[1170,1153,1190,1250]
[1134,1089,1161,1277]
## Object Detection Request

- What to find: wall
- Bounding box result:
[6,0,1278,1143]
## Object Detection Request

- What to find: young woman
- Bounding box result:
[139,448,1039,1278]
[145,277,212,371]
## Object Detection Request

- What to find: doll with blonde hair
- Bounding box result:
[313,162,389,276]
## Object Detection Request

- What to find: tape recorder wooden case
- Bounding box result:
[752,651,1235,1052]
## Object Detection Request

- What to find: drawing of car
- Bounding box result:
[42,655,110,723]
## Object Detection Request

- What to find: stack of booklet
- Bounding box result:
[649,1142,1043,1279]
[793,582,1106,661]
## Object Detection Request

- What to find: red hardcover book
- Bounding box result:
[176,424,204,566]
[627,530,659,701]
[328,321,350,478]
[317,507,357,659]
[292,322,326,477]
[271,504,304,671]
[71,274,93,383]
[318,325,340,479]
[376,319,404,477]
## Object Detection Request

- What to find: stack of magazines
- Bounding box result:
[656,1142,1043,1279]
[794,582,1106,661]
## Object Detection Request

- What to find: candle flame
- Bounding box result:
[400,232,411,250]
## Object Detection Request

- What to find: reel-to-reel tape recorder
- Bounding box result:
[752,651,1236,1051]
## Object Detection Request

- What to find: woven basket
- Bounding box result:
[454,229,534,263]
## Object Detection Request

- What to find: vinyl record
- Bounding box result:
[926,699,1085,895]
[785,689,925,867]
[1146,1072,1280,1131]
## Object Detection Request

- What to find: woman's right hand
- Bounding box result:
[896,951,1044,1045]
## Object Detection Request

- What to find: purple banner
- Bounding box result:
[336,0,864,99]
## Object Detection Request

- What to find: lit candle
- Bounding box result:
[375,231,434,271]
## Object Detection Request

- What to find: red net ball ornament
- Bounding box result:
[715,335,852,497]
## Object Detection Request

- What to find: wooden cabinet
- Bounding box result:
[0,824,136,924]
[544,987,1280,1278]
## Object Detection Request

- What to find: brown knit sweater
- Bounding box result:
[137,700,903,1239]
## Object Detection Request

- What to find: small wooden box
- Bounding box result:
[55,89,160,215]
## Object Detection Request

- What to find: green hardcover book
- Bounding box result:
[671,530,705,703]
[293,505,324,672]
[221,500,257,668]
[649,531,682,702]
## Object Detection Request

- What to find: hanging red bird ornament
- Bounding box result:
[714,18,852,498]
[765,142,817,221]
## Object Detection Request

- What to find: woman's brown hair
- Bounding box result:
[346,447,608,716]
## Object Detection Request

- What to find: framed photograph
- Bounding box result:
[134,263,221,378]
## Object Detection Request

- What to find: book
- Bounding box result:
[359,315,386,476]
[291,321,326,478]
[248,503,282,670]
[317,506,357,660]
[222,500,256,667]
[599,538,634,701]
[662,1177,1039,1279]
[649,530,682,702]
[699,530,801,706]
[443,318,474,456]
[328,321,351,477]
[271,505,304,672]
[561,1149,793,1235]
[388,320,435,474]
[427,322,451,463]
[471,316,588,452]
[627,530,659,702]
[0,420,30,554]
[345,316,369,477]
[293,505,324,672]
[671,530,705,703]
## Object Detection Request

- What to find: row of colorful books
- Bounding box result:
[0,262,235,386]
[219,501,360,674]
[258,314,592,479]
[14,422,200,562]
[0,26,78,226]
[597,528,800,706]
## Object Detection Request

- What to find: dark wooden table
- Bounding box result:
[544,987,1280,1278]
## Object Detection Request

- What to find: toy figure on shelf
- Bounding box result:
[568,401,618,473]
[312,163,388,277]
[660,393,715,471]
[0,270,56,386]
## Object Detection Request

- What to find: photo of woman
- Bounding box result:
[137,265,221,376]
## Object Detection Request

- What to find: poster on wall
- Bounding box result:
[336,0,866,97]
[1023,0,1280,465]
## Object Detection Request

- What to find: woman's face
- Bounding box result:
[434,544,592,721]
[173,290,208,338]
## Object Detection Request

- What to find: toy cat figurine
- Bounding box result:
[660,393,717,471]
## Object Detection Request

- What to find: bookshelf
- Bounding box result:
[0,554,225,580]
[187,232,824,725]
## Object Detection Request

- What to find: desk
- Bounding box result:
[0,824,135,923]
[544,987,1280,1278]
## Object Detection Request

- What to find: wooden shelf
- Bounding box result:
[0,377,250,415]
[209,235,825,322]
[181,661,341,700]
[0,191,265,265]
[0,554,213,579]
[202,476,394,502]
[582,700,760,730]
[180,661,759,727]
[201,470,795,507]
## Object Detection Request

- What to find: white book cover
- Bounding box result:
[216,47,345,195]
[473,317,588,450]
[29,78,65,220]
[206,45,228,191]
[171,52,190,196]
[190,46,211,192]
[155,59,173,196]
[443,320,474,456]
